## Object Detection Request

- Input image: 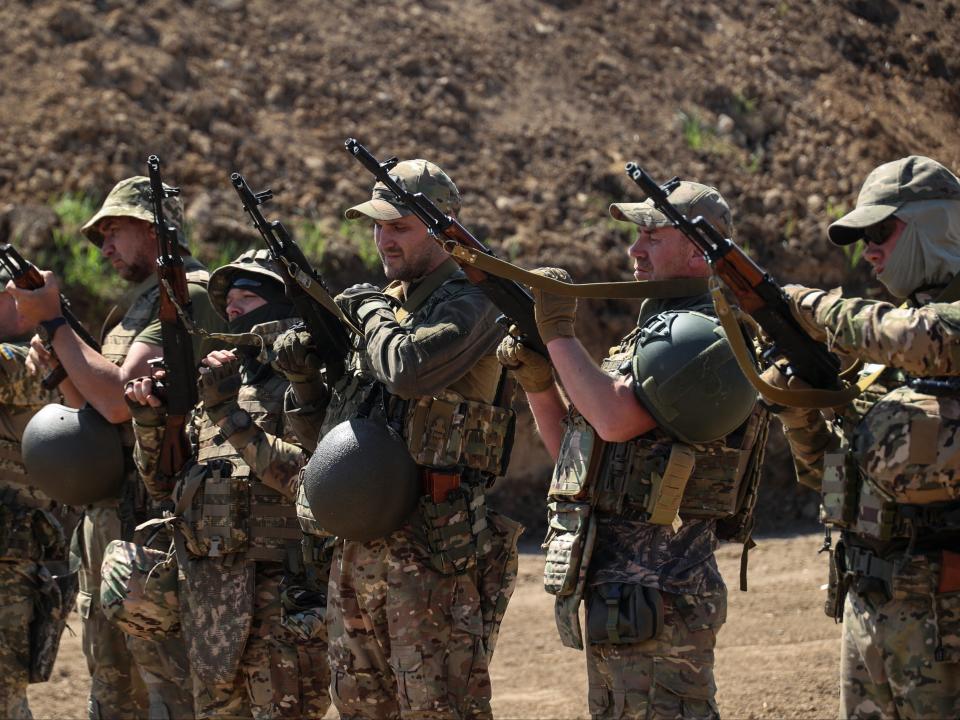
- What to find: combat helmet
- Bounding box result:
[81,176,189,251]
[21,404,124,505]
[632,310,756,443]
[301,417,421,541]
[207,249,286,320]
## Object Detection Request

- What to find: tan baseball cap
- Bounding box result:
[829,155,960,245]
[345,159,460,221]
[609,181,733,239]
[81,176,187,250]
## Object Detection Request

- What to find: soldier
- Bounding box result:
[123,249,332,719]
[274,159,522,719]
[499,182,766,719]
[763,155,960,719]
[0,267,73,719]
[7,176,225,719]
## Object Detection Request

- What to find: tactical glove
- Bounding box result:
[198,355,243,423]
[497,332,554,393]
[782,285,832,343]
[273,327,323,383]
[124,377,167,427]
[530,267,577,344]
[335,283,390,328]
[759,363,823,431]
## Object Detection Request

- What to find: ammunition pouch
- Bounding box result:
[28,559,78,683]
[543,501,596,597]
[585,583,664,645]
[819,449,859,528]
[99,539,180,641]
[418,479,490,576]
[405,391,514,475]
[175,460,301,563]
[824,543,850,621]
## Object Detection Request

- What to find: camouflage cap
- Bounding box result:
[81,175,188,250]
[207,248,286,320]
[609,181,734,239]
[344,159,460,221]
[829,156,960,245]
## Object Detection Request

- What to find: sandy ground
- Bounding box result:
[28,532,841,719]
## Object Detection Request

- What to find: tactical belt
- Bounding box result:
[843,544,895,593]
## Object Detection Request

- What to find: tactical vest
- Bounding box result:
[175,320,303,566]
[822,365,960,547]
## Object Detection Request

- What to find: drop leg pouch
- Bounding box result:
[585,583,664,645]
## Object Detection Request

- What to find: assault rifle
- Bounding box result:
[147,155,197,482]
[625,163,843,391]
[0,244,101,390]
[344,138,548,357]
[231,172,351,380]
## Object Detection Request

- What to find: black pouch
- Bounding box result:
[586,583,664,645]
[29,560,79,683]
[824,543,850,621]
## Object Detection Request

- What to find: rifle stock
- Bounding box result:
[344,138,548,357]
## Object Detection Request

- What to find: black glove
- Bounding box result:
[335,283,391,328]
[273,327,323,383]
[198,356,243,423]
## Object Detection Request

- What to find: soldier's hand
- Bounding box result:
[497,331,554,393]
[26,334,58,375]
[782,285,833,343]
[198,350,243,422]
[759,362,823,431]
[124,375,167,427]
[530,267,577,344]
[273,327,322,383]
[335,283,388,327]
[5,271,63,324]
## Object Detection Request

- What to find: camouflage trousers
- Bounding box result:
[585,588,726,720]
[80,506,194,719]
[841,584,960,719]
[191,563,331,720]
[0,560,38,720]
[328,527,503,720]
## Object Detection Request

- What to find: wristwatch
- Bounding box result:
[218,408,252,439]
[39,316,67,340]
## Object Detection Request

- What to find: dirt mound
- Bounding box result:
[1,0,958,529]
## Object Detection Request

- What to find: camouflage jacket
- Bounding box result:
[783,289,960,503]
[286,259,506,447]
[589,295,726,597]
[134,318,306,503]
[0,342,63,560]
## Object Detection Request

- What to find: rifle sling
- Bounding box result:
[281,259,362,336]
[442,242,710,299]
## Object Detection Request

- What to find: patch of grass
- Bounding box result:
[338,219,380,271]
[826,200,848,222]
[783,215,797,240]
[733,92,757,116]
[680,111,737,157]
[295,220,328,265]
[745,151,763,174]
[843,241,865,269]
[208,238,253,274]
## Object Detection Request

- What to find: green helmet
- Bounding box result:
[21,404,125,505]
[302,417,421,541]
[207,249,286,320]
[632,310,756,443]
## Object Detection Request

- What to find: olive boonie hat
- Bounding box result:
[345,159,460,221]
[81,176,188,250]
[609,181,733,239]
[207,249,286,320]
[829,156,960,245]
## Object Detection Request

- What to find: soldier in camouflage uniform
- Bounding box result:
[0,268,71,719]
[499,183,767,720]
[8,176,226,719]
[764,156,960,719]
[125,249,332,719]
[274,159,523,719]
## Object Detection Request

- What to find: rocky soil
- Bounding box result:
[1,0,958,528]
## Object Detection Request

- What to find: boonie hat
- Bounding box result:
[81,176,188,250]
[609,181,733,239]
[829,155,960,245]
[345,159,460,221]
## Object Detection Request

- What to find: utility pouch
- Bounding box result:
[543,501,595,597]
[99,539,180,641]
[852,480,897,541]
[824,543,850,621]
[585,583,664,645]
[280,580,327,642]
[819,450,858,527]
[550,414,604,501]
[28,560,78,683]
[934,551,960,662]
[419,481,488,576]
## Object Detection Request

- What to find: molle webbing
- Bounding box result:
[0,438,27,485]
[405,391,513,474]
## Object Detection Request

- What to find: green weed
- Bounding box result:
[842,241,865,269]
[338,219,381,271]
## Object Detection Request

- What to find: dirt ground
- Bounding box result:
[29,532,840,720]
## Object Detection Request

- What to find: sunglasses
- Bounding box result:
[862,217,899,245]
